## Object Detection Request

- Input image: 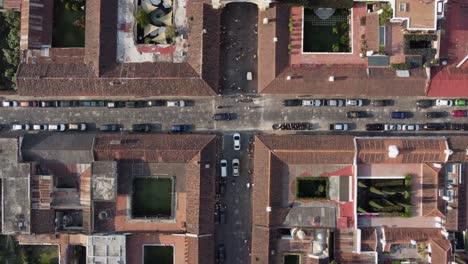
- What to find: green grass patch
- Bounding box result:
[296,177,329,200]
[23,245,59,264]
[357,178,412,217]
[303,9,351,52]
[132,178,173,218]
[52,0,85,47]
[144,246,173,264]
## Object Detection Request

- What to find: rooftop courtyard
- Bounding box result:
[132,177,174,219]
[52,0,85,47]
[143,245,174,264]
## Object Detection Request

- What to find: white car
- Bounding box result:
[12,124,31,131]
[48,124,66,131]
[326,99,345,107]
[2,101,18,107]
[302,99,322,106]
[167,100,186,107]
[329,123,348,131]
[436,99,453,106]
[33,124,48,131]
[384,124,402,131]
[233,133,241,150]
[346,99,363,106]
[402,124,420,131]
[232,159,240,177]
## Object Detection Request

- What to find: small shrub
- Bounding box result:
[332,44,339,52]
[369,200,384,210]
[71,3,79,12]
[390,63,411,70]
[379,4,393,26]
[65,2,71,10]
[136,8,151,27]
[379,45,385,54]
[332,27,338,34]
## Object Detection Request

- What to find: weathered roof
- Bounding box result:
[91,161,117,201]
[21,134,95,164]
[262,66,428,95]
[430,238,453,264]
[382,227,444,251]
[360,228,377,252]
[3,0,21,9]
[394,0,436,29]
[447,136,468,162]
[365,12,380,52]
[0,138,31,234]
[422,164,445,217]
[356,137,448,164]
[19,0,53,49]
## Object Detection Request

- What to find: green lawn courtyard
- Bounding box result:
[52,0,85,47]
[132,177,173,218]
[303,8,351,52]
[296,177,329,200]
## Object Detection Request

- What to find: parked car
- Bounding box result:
[346,99,363,106]
[416,100,433,108]
[384,124,402,131]
[232,159,240,177]
[100,124,120,132]
[329,123,348,131]
[167,100,186,107]
[451,110,468,117]
[11,124,31,131]
[325,99,345,107]
[391,111,411,119]
[68,123,87,131]
[33,124,48,131]
[435,99,453,106]
[455,99,467,106]
[425,112,446,118]
[220,159,227,177]
[48,124,66,131]
[302,99,322,106]
[366,123,384,131]
[272,123,312,130]
[20,101,38,107]
[212,113,235,121]
[81,101,105,107]
[171,124,191,132]
[40,101,59,107]
[283,99,302,106]
[346,111,367,118]
[233,133,241,150]
[372,100,392,107]
[447,123,463,130]
[2,101,19,107]
[402,124,420,131]
[132,124,152,132]
[147,100,166,107]
[106,101,125,108]
[422,123,446,131]
[219,204,226,224]
[125,101,146,108]
[58,101,80,107]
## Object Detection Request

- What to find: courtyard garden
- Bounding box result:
[403,34,437,66]
[52,0,86,47]
[132,177,173,218]
[302,8,351,53]
[283,254,301,264]
[144,245,173,264]
[296,177,329,200]
[357,176,412,217]
[136,0,176,45]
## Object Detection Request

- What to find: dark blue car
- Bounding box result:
[391,111,411,119]
[171,124,191,132]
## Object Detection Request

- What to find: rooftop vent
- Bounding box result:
[266,206,272,212]
[110,140,121,145]
[328,76,335,82]
[263,18,269,24]
[98,210,109,220]
[444,149,454,156]
[286,76,291,80]
[388,145,399,158]
[273,37,278,42]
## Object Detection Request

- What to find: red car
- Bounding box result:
[451,110,467,117]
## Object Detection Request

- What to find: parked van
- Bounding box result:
[220,159,227,177]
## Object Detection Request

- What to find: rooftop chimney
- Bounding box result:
[388,145,399,158]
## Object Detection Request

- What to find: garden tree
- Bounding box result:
[136,8,151,27]
[0,10,20,90]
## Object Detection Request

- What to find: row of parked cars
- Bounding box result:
[11,123,87,131]
[1,100,191,108]
[283,99,368,107]
[366,123,468,131]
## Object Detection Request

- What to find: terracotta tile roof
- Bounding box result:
[3,0,21,9]
[422,164,445,217]
[262,66,428,95]
[16,62,217,96]
[251,226,273,264]
[19,0,53,50]
[365,13,380,52]
[430,238,453,264]
[382,227,444,251]
[356,137,448,164]
[360,228,377,252]
[84,0,118,77]
[187,236,215,264]
[257,5,290,91]
[448,136,468,162]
